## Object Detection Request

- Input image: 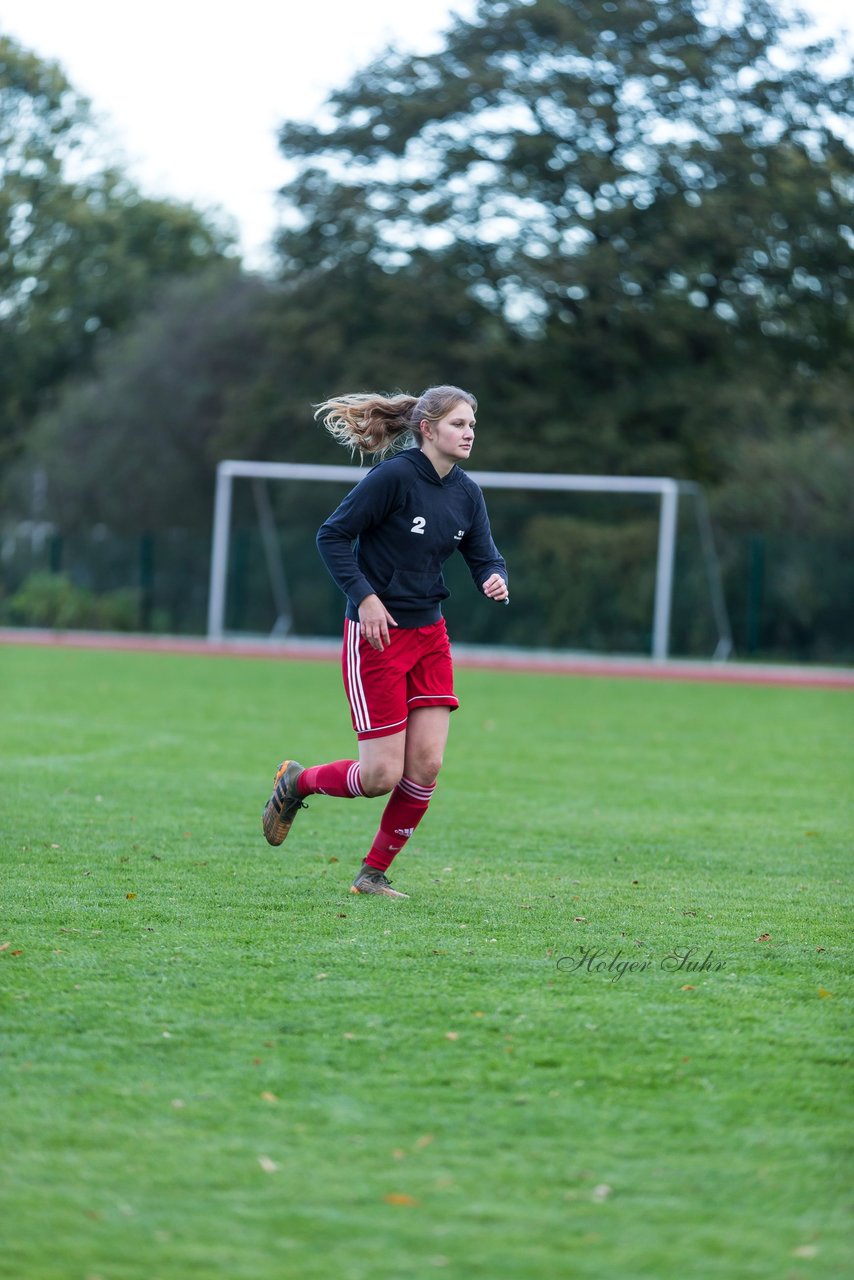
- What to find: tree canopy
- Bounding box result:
[0,32,234,471]
[269,0,852,476]
[26,264,271,535]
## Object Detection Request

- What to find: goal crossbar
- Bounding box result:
[207,460,732,661]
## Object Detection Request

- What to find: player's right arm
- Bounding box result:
[316,463,401,616]
[357,593,398,650]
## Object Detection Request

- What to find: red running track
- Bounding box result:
[1,628,852,690]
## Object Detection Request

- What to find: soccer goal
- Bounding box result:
[206,461,732,661]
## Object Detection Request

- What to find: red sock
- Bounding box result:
[297,761,364,798]
[364,776,435,873]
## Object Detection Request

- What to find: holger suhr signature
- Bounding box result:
[556,946,727,982]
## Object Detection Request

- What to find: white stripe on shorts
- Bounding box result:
[346,619,371,733]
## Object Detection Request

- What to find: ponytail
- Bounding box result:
[315,385,477,460]
[314,392,418,460]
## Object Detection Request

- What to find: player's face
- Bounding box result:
[423,400,476,466]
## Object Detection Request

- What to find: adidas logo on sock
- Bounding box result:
[394,827,415,838]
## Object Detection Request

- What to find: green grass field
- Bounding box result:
[1,643,851,1280]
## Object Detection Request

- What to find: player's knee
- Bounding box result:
[409,752,443,786]
[360,764,401,797]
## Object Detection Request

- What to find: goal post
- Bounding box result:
[206,460,733,661]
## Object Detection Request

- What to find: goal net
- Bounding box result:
[206,461,732,661]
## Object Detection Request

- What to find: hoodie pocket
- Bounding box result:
[384,569,450,605]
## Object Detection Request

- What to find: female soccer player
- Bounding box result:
[262,384,508,898]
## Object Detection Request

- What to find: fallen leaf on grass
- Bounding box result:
[0,942,9,952]
[257,1156,278,1174]
[680,985,696,991]
[126,893,137,900]
[10,950,23,956]
[818,987,834,999]
[384,1193,419,1206]
[591,1184,612,1202]
[445,1031,459,1041]
[574,917,588,924]
[755,933,772,942]
[414,1134,434,1150]
[260,1092,278,1103]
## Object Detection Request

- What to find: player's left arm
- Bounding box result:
[458,491,509,603]
[481,571,509,603]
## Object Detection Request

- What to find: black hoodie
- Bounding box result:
[316,448,508,628]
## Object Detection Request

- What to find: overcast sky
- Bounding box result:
[1,0,850,268]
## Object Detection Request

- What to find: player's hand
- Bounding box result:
[358,594,398,650]
[482,573,509,603]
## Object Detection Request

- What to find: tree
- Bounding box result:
[0,33,234,473]
[25,264,270,535]
[272,0,853,477]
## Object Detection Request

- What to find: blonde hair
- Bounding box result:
[314,385,477,460]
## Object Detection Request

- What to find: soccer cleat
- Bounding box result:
[350,862,410,899]
[262,760,307,846]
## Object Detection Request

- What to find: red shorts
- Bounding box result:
[342,618,459,740]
